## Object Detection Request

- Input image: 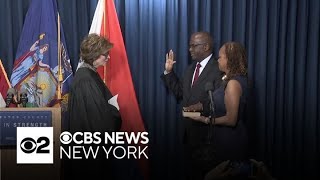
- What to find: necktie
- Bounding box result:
[192,63,201,86]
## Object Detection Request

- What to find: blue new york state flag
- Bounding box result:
[10,0,73,110]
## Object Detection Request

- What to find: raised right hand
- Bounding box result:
[165,49,176,73]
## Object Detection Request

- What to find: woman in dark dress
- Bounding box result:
[64,33,122,179]
[184,42,249,179]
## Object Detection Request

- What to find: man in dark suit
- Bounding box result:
[161,32,222,180]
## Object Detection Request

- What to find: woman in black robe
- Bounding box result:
[68,34,121,133]
[64,33,122,179]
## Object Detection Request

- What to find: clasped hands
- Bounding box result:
[183,102,210,124]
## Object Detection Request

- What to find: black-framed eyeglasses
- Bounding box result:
[189,42,208,49]
[101,52,109,57]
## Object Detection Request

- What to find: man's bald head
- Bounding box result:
[191,32,213,52]
[189,32,214,61]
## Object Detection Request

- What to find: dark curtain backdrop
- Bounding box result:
[0,0,319,179]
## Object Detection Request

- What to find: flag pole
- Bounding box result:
[57,13,63,101]
[103,0,107,84]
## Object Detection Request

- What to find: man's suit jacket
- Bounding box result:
[161,57,222,145]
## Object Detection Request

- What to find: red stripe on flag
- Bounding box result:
[0,60,11,97]
[94,0,149,179]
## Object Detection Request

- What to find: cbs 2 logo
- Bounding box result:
[20,137,50,154]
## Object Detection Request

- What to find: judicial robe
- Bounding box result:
[68,67,121,133]
[64,66,122,179]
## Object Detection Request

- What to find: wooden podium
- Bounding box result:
[0,107,61,180]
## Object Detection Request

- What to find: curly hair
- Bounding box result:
[223,42,247,80]
[80,33,113,65]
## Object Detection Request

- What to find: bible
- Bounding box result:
[182,110,201,117]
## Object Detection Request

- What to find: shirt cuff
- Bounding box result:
[164,70,171,75]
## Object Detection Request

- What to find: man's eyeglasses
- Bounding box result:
[189,42,208,49]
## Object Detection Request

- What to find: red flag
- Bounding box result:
[0,60,11,107]
[89,0,148,179]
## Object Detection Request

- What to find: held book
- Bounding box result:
[182,111,201,117]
